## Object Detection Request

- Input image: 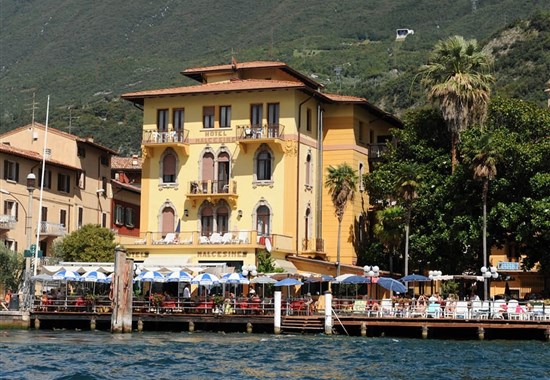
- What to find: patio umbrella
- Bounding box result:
[52,270,81,281]
[400,274,430,282]
[377,277,407,294]
[52,270,82,307]
[250,275,277,298]
[81,270,108,295]
[220,272,249,285]
[334,274,356,283]
[166,270,193,283]
[400,274,431,296]
[191,273,220,286]
[137,271,166,285]
[275,277,303,300]
[340,275,369,284]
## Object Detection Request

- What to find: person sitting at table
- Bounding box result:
[41,291,51,311]
[75,295,86,311]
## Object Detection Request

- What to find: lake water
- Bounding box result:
[1,330,549,379]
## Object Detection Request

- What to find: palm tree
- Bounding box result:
[325,163,358,276]
[472,134,498,300]
[419,35,494,173]
[373,206,404,276]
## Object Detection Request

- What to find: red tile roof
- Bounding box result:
[182,60,286,74]
[111,156,142,170]
[122,79,306,99]
[0,142,80,171]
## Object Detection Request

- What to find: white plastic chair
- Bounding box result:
[237,231,248,244]
[199,236,210,244]
[454,301,470,319]
[221,232,233,244]
[426,303,441,318]
[209,232,222,244]
[380,299,394,317]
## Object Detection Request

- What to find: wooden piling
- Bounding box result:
[34,318,40,330]
[421,325,428,339]
[110,246,134,333]
[246,322,253,333]
[478,327,485,340]
[360,322,367,337]
[189,321,195,333]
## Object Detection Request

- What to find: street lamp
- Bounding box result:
[481,266,498,300]
[428,270,442,295]
[364,265,380,302]
[242,264,257,279]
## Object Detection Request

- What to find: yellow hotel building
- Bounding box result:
[122,61,401,274]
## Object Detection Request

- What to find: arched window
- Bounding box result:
[305,151,312,188]
[256,205,270,237]
[200,204,213,237]
[216,204,229,234]
[217,151,230,193]
[358,162,364,192]
[255,145,273,182]
[161,207,175,237]
[160,150,178,184]
[201,152,215,193]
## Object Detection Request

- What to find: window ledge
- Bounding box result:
[252,180,274,188]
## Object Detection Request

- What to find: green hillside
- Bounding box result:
[1,0,549,154]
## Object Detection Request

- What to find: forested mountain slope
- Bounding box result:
[1,0,548,154]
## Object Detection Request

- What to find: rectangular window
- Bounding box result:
[306,108,312,132]
[60,209,67,227]
[219,106,231,128]
[114,205,124,225]
[39,169,52,189]
[3,160,19,182]
[268,103,279,126]
[369,130,374,144]
[359,121,364,142]
[77,146,86,158]
[57,173,71,193]
[101,177,108,193]
[77,207,84,229]
[102,213,107,228]
[251,104,263,127]
[100,156,109,166]
[157,109,168,132]
[125,207,135,228]
[203,106,215,128]
[3,239,16,252]
[173,108,184,131]
[4,200,18,221]
[41,207,48,222]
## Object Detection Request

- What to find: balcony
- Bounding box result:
[236,124,285,152]
[368,143,390,160]
[186,180,238,207]
[142,129,190,156]
[300,237,326,259]
[0,215,16,230]
[39,221,66,238]
[126,230,296,253]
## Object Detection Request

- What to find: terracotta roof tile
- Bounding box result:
[111,156,142,170]
[0,143,80,170]
[322,93,367,102]
[182,61,286,74]
[122,79,305,99]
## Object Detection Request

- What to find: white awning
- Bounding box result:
[274,259,298,274]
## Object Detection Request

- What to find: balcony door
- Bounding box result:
[201,153,215,193]
[217,152,230,193]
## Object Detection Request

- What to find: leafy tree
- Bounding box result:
[0,245,24,292]
[55,224,117,262]
[373,206,404,275]
[419,35,494,173]
[325,163,358,276]
[256,250,283,274]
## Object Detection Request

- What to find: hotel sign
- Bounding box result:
[197,250,249,258]
[497,262,520,271]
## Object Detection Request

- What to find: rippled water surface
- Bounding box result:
[1,330,549,379]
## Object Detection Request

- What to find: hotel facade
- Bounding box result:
[122,61,401,273]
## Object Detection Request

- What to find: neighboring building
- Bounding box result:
[111,155,142,247]
[121,60,402,273]
[0,123,117,258]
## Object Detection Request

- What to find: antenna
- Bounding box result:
[64,106,79,134]
[24,92,39,126]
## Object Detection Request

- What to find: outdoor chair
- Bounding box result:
[454,301,470,319]
[352,300,367,315]
[380,299,394,317]
[492,300,507,319]
[209,232,222,244]
[426,303,441,318]
[237,231,249,244]
[221,232,233,244]
[199,235,210,244]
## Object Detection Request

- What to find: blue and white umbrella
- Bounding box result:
[340,275,370,284]
[81,270,107,283]
[52,269,81,281]
[137,271,166,283]
[220,272,249,284]
[191,273,220,286]
[166,270,193,283]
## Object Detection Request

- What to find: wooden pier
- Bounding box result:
[27,310,550,341]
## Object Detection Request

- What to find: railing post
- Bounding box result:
[324,291,333,335]
[274,291,281,334]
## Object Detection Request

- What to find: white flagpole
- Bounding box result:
[33,95,49,276]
